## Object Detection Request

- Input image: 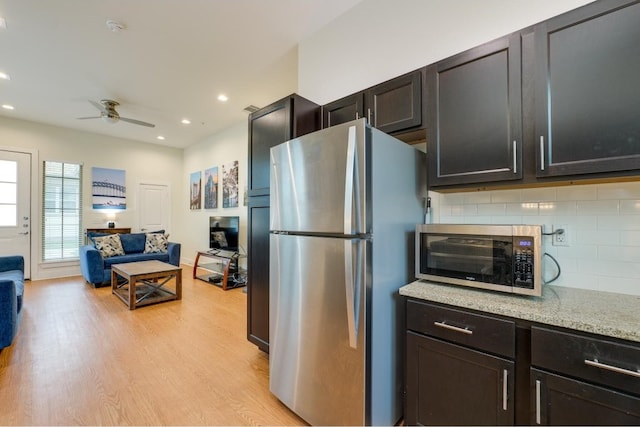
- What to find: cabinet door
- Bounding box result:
[366,69,423,134]
[406,331,514,426]
[428,34,523,187]
[322,92,364,128]
[535,0,640,177]
[531,369,640,425]
[247,196,270,352]
[248,99,291,197]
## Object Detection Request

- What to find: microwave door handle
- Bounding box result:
[343,125,361,234]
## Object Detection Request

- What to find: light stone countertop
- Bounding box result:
[399,280,640,343]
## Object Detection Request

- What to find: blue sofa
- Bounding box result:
[80,232,181,287]
[0,255,24,350]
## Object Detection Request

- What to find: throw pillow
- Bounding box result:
[211,231,228,248]
[144,233,169,254]
[93,234,125,257]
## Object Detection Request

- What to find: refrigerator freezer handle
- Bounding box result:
[343,125,362,235]
[344,240,362,349]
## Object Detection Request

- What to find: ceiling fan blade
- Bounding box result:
[77,116,102,120]
[119,116,156,128]
[88,100,107,113]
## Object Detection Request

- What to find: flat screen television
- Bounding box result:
[209,216,239,251]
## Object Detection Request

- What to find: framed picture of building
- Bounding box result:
[92,167,126,210]
[222,161,238,208]
[204,166,218,209]
[190,171,201,210]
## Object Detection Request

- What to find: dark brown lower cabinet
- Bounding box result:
[531,369,640,425]
[247,196,270,352]
[406,331,515,425]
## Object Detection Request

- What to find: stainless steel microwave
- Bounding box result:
[416,224,543,296]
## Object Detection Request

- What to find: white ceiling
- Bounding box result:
[0,0,363,148]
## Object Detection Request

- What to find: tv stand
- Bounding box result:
[193,250,245,290]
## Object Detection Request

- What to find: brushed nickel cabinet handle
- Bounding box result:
[433,321,473,335]
[535,379,541,425]
[584,359,640,378]
[513,140,517,174]
[540,136,545,171]
[502,369,508,411]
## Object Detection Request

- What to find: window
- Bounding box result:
[42,161,83,261]
[0,159,18,226]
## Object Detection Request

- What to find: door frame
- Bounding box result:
[0,146,38,280]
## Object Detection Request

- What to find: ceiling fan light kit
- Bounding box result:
[77,99,155,128]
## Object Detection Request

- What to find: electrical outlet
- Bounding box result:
[552,224,569,246]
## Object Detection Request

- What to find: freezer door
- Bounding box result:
[270,233,366,426]
[270,119,367,235]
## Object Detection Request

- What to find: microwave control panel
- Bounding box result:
[513,237,535,288]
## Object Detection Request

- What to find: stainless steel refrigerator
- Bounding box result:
[269,118,426,426]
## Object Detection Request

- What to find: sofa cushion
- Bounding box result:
[93,234,125,257]
[144,233,169,254]
[0,270,24,313]
[103,252,170,268]
[119,233,146,254]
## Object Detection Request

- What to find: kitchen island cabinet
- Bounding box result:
[401,281,640,426]
[247,94,320,352]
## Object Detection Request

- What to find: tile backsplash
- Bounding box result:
[431,181,640,296]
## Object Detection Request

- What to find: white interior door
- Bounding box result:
[138,183,170,233]
[0,150,31,278]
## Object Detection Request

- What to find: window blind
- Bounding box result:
[42,161,83,261]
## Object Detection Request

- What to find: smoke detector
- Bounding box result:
[106,20,125,33]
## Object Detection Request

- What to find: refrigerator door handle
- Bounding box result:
[343,125,362,235]
[344,240,362,349]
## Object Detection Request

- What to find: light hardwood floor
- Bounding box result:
[0,268,306,426]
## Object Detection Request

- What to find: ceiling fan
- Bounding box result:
[77,99,155,128]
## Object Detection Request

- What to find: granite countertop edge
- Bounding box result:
[399,280,640,344]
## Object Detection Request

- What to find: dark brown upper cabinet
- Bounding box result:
[365,69,423,135]
[322,68,424,138]
[427,33,524,187]
[534,0,640,177]
[248,94,320,197]
[322,92,364,128]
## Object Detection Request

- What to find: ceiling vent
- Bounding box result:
[243,105,260,113]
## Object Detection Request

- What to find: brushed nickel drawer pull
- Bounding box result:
[584,358,640,378]
[434,321,473,335]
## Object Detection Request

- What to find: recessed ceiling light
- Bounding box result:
[0,18,6,30]
[0,72,10,80]
[2,104,15,110]
[217,94,228,102]
[156,135,165,140]
[181,119,191,125]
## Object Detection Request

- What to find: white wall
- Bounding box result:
[299,0,594,104]
[0,115,183,280]
[179,122,248,268]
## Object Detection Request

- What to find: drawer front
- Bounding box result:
[406,299,515,358]
[531,326,640,396]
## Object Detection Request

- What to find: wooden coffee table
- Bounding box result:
[111,260,182,310]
